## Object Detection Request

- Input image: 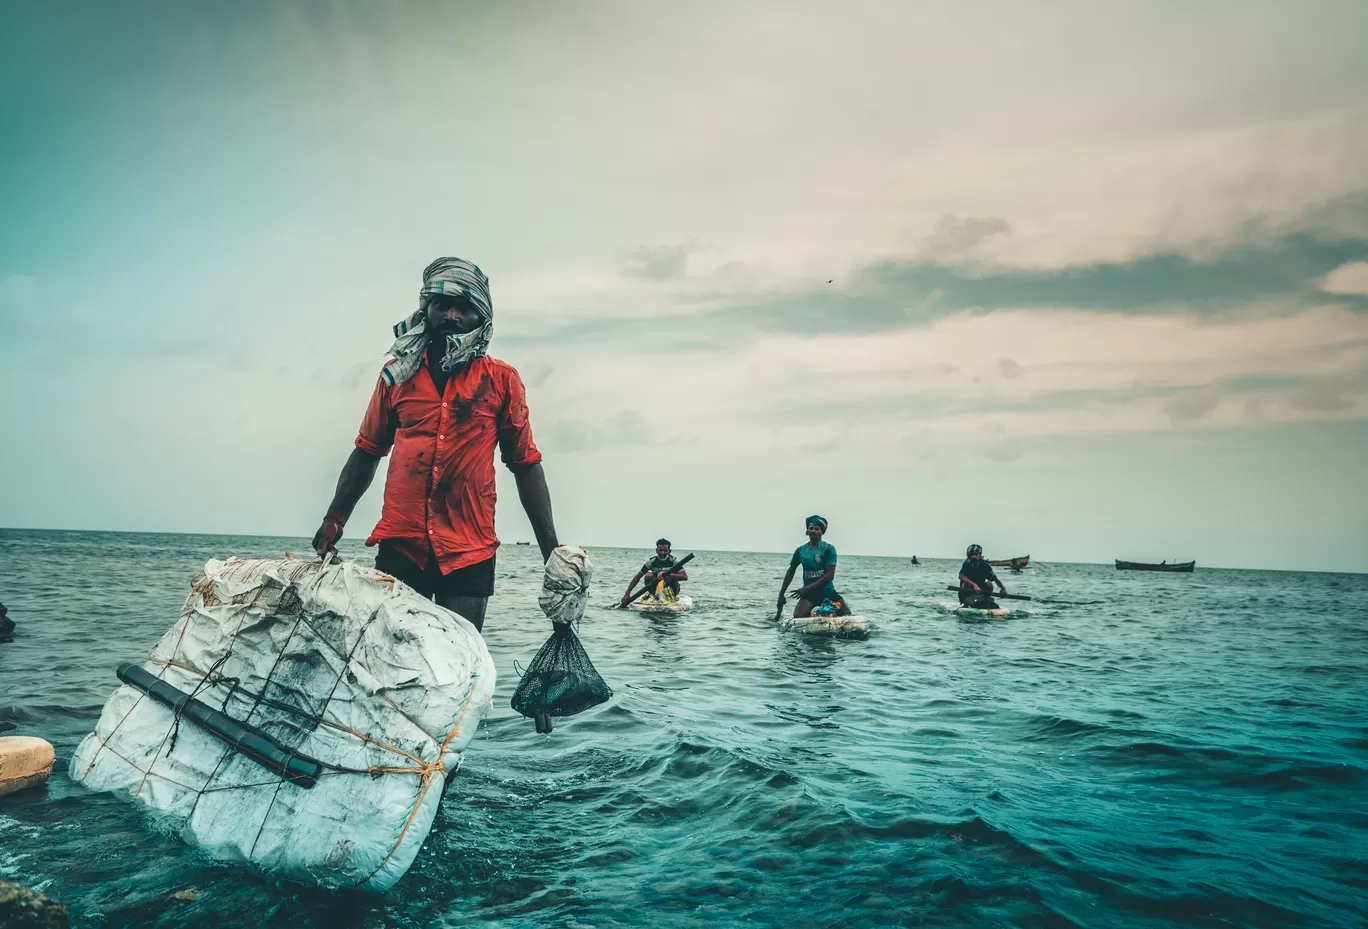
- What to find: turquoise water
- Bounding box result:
[1,528,1365,928]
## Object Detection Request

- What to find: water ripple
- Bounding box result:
[1,530,1365,928]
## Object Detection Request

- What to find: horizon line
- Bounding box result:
[1,525,1362,576]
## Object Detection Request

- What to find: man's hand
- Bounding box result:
[312,517,345,556]
[777,594,787,611]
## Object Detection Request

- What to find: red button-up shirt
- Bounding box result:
[354,354,542,572]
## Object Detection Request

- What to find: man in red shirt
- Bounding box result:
[311,257,558,632]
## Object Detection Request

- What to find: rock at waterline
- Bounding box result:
[0,880,70,929]
[0,601,12,642]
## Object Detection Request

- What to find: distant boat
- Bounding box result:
[987,555,1030,568]
[514,541,531,546]
[1115,559,1195,573]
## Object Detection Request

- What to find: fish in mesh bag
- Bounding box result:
[511,546,611,733]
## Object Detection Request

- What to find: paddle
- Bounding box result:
[945,586,1032,601]
[618,553,695,608]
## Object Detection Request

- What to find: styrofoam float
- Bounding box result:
[0,736,55,797]
[69,556,496,891]
[780,614,870,637]
[628,595,693,614]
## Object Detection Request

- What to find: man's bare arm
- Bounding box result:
[778,563,798,602]
[512,462,559,562]
[313,448,382,554]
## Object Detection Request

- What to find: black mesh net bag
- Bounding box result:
[511,623,613,733]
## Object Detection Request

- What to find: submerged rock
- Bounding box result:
[0,880,70,929]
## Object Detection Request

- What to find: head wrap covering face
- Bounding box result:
[380,258,493,385]
[805,515,828,532]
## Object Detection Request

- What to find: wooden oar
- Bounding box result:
[618,553,695,608]
[945,586,1032,601]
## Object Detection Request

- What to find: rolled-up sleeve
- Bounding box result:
[354,377,398,456]
[498,369,543,469]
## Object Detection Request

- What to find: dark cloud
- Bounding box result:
[919,214,1011,262]
[1289,373,1366,412]
[622,244,692,280]
[506,202,1368,353]
[1163,385,1222,423]
[862,230,1368,317]
[338,361,372,390]
[524,363,554,388]
[982,442,1024,462]
[539,411,659,453]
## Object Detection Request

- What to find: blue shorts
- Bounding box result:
[801,584,842,605]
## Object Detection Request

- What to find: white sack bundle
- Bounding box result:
[537,545,593,626]
[70,556,496,891]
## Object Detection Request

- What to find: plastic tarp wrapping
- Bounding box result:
[538,546,592,626]
[69,557,496,892]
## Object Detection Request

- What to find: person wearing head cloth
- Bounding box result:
[310,257,559,632]
[777,515,853,618]
[958,543,1006,608]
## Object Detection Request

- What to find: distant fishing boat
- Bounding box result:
[514,541,531,546]
[987,555,1030,568]
[1115,559,1195,573]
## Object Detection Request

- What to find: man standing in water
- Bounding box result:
[958,544,1007,608]
[777,516,852,617]
[620,538,689,605]
[311,257,559,632]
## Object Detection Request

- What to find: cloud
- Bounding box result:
[499,219,1368,351]
[524,363,554,388]
[0,274,40,343]
[516,293,1368,476]
[997,358,1023,380]
[0,272,38,306]
[1321,261,1368,295]
[337,360,372,390]
[538,411,659,453]
[982,441,1024,463]
[918,215,1011,263]
[621,244,693,280]
[1163,385,1222,423]
[1289,373,1367,412]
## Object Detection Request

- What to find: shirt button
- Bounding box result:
[442,402,447,408]
[438,434,444,440]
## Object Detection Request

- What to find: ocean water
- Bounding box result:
[1,528,1365,929]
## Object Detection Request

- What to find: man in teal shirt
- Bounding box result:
[777,515,853,618]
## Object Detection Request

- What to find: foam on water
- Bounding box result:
[1,529,1365,928]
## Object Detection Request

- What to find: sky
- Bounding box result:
[2,1,1367,571]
